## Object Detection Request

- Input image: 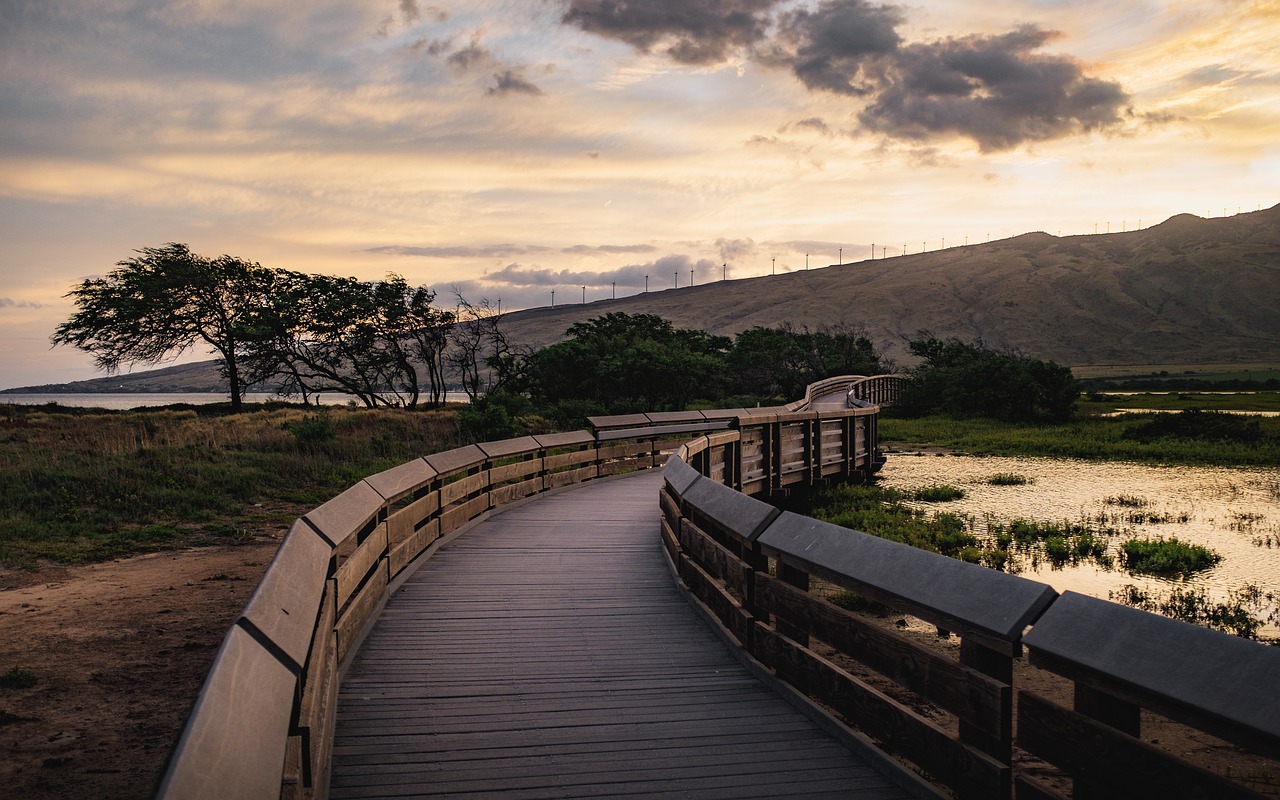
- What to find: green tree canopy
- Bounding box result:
[52,243,275,411]
[523,313,730,413]
[897,336,1078,422]
[726,323,887,400]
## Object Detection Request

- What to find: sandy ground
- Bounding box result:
[0,543,278,800]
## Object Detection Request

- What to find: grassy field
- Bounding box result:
[0,403,462,568]
[881,395,1280,467]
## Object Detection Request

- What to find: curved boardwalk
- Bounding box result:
[329,471,908,799]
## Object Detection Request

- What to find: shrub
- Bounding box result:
[0,667,38,690]
[987,473,1030,486]
[1120,537,1222,576]
[1123,409,1266,444]
[913,484,965,502]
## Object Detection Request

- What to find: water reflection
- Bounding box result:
[877,451,1280,635]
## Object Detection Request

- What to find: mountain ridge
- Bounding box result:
[7,205,1278,393]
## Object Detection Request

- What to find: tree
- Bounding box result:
[52,243,274,412]
[897,335,1078,422]
[523,313,730,412]
[239,272,459,409]
[726,322,888,400]
[445,294,524,402]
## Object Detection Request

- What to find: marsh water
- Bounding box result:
[877,451,1280,636]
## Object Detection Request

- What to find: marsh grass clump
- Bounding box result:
[912,484,965,502]
[1105,494,1149,508]
[986,472,1030,486]
[812,483,989,563]
[986,517,1116,569]
[1111,583,1277,640]
[1120,537,1222,577]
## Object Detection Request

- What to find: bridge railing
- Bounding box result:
[662,433,1280,800]
[157,395,882,799]
[846,373,907,407]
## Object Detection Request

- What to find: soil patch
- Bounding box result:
[0,542,279,799]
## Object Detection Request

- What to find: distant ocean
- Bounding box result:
[0,392,470,410]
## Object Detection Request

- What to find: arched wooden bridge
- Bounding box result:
[159,375,1279,800]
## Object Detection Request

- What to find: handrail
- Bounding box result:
[662,419,1280,799]
[156,390,885,799]
[846,373,907,407]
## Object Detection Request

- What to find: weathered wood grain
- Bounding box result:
[329,472,909,800]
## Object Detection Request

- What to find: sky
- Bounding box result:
[2,0,1278,388]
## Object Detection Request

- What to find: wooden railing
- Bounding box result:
[156,397,881,799]
[662,435,1280,799]
[846,373,907,407]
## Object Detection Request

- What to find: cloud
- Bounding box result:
[368,244,556,258]
[561,0,782,65]
[487,253,718,289]
[715,237,756,262]
[447,39,494,71]
[858,26,1130,151]
[488,68,543,96]
[785,117,833,136]
[371,242,657,259]
[561,243,659,255]
[561,0,1130,150]
[0,297,45,309]
[769,0,904,96]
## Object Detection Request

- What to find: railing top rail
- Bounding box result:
[531,430,596,449]
[363,456,436,502]
[756,509,1058,652]
[476,435,543,460]
[423,443,488,475]
[302,480,383,547]
[1023,591,1280,754]
[596,419,734,442]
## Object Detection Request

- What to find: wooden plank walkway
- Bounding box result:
[330,471,909,799]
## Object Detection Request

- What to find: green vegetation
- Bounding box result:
[492,313,890,425]
[1110,584,1277,640]
[0,667,39,689]
[986,472,1030,486]
[1120,537,1222,577]
[50,243,503,410]
[912,484,965,502]
[813,483,1010,571]
[879,410,1280,467]
[896,336,1079,422]
[0,402,461,567]
[1083,391,1280,413]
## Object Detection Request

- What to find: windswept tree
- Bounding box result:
[52,243,275,411]
[241,272,459,409]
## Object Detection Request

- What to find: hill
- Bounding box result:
[8,205,1278,393]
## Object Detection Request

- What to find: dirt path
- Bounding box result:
[0,543,278,800]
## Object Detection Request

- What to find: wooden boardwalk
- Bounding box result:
[329,471,909,799]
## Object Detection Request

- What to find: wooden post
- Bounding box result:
[775,561,810,647]
[960,638,1013,800]
[1073,683,1140,800]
